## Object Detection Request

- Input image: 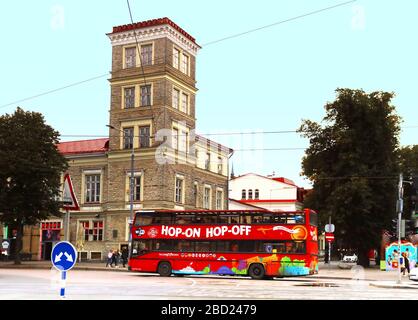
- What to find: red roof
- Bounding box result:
[272,177,296,186]
[58,138,109,155]
[231,173,297,187]
[110,17,198,45]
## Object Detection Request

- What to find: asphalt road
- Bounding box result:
[0,268,417,300]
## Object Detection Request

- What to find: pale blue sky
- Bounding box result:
[1,0,417,188]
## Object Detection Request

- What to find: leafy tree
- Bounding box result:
[299,89,401,266]
[399,146,418,236]
[0,108,68,264]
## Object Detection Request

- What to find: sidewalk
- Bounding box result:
[315,261,418,289]
[0,260,129,272]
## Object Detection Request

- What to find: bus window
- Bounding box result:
[241,215,252,224]
[195,241,213,252]
[132,240,151,256]
[177,241,193,252]
[176,215,189,224]
[135,213,154,226]
[264,243,273,253]
[230,242,239,252]
[160,213,174,224]
[238,241,255,252]
[286,214,296,224]
[252,215,263,224]
[263,242,286,254]
[217,215,229,224]
[309,211,318,226]
[295,242,305,254]
[153,213,173,225]
[263,215,272,224]
[156,240,175,251]
[202,215,217,224]
[295,214,305,224]
[228,216,240,224]
[271,215,286,224]
[285,242,297,253]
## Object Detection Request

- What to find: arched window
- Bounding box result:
[255,189,259,200]
[241,189,246,200]
[248,189,253,199]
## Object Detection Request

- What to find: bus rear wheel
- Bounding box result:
[157,262,172,277]
[248,263,265,280]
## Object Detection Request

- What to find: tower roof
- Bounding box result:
[109,17,198,45]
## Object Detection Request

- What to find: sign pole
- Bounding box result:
[60,271,67,299]
[52,241,77,299]
[328,216,331,268]
[397,173,403,284]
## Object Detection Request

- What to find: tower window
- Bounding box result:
[123,127,134,149]
[141,44,152,66]
[140,85,151,106]
[124,87,135,109]
[173,88,180,109]
[181,53,189,74]
[181,93,188,114]
[125,47,136,68]
[173,48,180,69]
[139,126,150,148]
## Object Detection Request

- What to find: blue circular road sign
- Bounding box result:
[51,241,77,271]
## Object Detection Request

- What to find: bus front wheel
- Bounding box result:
[248,264,265,280]
[157,262,172,277]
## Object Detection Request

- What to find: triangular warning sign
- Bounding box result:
[62,174,80,211]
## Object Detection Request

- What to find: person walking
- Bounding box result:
[106,249,113,268]
[402,250,410,275]
[113,249,120,268]
[121,247,128,268]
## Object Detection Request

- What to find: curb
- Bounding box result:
[369,282,418,289]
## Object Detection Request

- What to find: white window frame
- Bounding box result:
[125,171,144,203]
[140,43,153,66]
[78,220,104,242]
[203,185,211,209]
[173,88,180,109]
[84,173,101,203]
[216,188,224,210]
[181,53,189,75]
[140,84,152,107]
[124,87,135,109]
[175,175,185,204]
[125,46,136,68]
[173,47,180,69]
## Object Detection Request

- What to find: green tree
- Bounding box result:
[399,145,418,231]
[299,89,401,266]
[0,108,68,264]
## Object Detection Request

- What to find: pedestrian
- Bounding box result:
[106,249,113,268]
[402,251,410,275]
[121,247,128,268]
[113,249,120,268]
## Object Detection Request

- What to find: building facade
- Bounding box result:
[228,173,305,212]
[3,18,232,261]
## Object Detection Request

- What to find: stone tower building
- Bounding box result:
[9,18,232,261]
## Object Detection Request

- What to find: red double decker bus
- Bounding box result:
[129,209,318,279]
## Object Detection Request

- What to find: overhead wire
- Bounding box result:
[0,0,357,109]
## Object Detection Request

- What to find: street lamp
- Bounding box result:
[107,124,135,260]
